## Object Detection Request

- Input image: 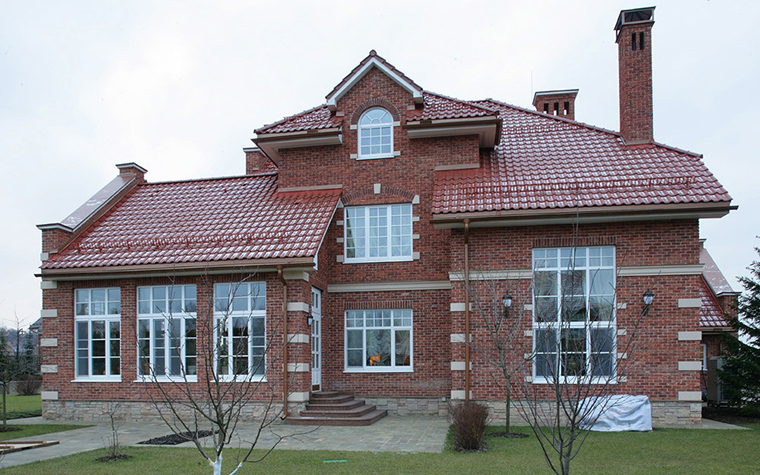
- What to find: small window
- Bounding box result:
[344,204,413,263]
[74,288,121,380]
[358,108,393,159]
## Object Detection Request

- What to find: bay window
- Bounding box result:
[532,246,616,382]
[137,285,197,379]
[345,204,412,262]
[345,309,412,372]
[74,288,121,379]
[214,282,266,379]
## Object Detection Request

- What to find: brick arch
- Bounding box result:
[342,185,416,206]
[350,98,401,124]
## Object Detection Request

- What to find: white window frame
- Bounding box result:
[701,343,708,371]
[531,246,617,385]
[136,285,198,382]
[344,309,413,373]
[74,288,121,382]
[344,204,413,263]
[357,107,394,160]
[213,282,267,382]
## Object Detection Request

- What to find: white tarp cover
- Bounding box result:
[580,395,652,432]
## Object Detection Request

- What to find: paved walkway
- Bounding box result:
[0,415,450,468]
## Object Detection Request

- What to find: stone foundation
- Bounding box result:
[362,397,448,417]
[43,400,304,423]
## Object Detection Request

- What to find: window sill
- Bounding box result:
[344,368,413,374]
[72,378,122,383]
[531,376,617,385]
[134,376,199,383]
[356,153,397,160]
[343,257,414,265]
[216,375,267,383]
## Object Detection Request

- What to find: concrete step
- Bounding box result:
[300,404,376,418]
[305,394,355,405]
[310,390,349,400]
[287,409,388,426]
[305,399,364,411]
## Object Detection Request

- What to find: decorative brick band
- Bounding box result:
[287,334,310,344]
[342,184,415,205]
[344,300,414,310]
[678,331,702,341]
[350,98,401,124]
[40,338,58,347]
[450,361,472,371]
[41,364,59,373]
[678,361,702,371]
[287,363,309,373]
[287,302,310,313]
[533,236,617,248]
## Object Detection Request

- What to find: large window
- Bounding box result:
[345,309,412,372]
[344,204,412,262]
[137,285,197,379]
[358,107,393,159]
[214,282,266,380]
[532,247,616,382]
[74,288,121,379]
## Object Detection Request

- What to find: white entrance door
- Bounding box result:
[311,287,322,390]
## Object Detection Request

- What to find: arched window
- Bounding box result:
[358,108,393,159]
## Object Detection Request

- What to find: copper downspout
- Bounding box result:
[277,266,289,418]
[464,218,471,403]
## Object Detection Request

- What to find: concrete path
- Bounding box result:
[0,415,450,469]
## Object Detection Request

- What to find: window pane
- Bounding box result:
[561,296,586,322]
[92,358,106,376]
[590,296,615,321]
[395,330,411,366]
[366,329,391,366]
[91,289,105,303]
[534,272,557,296]
[347,349,363,367]
[535,297,558,322]
[108,289,121,314]
[590,269,614,296]
[91,302,105,315]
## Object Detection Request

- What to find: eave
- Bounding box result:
[405,116,501,148]
[254,129,343,161]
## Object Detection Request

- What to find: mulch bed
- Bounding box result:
[96,454,132,462]
[0,426,22,433]
[489,431,530,439]
[137,430,216,446]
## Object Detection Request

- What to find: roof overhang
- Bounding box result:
[254,129,343,162]
[326,57,423,110]
[432,202,736,229]
[38,257,317,280]
[406,117,501,148]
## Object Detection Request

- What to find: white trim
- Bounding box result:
[450,333,466,343]
[617,265,704,277]
[413,252,420,260]
[328,280,451,293]
[616,302,627,309]
[450,390,473,400]
[40,252,49,261]
[407,123,499,147]
[449,270,533,281]
[336,255,344,263]
[412,216,420,222]
[41,365,58,373]
[135,375,199,383]
[450,361,472,371]
[678,298,702,308]
[40,338,58,347]
[343,368,414,374]
[374,183,382,194]
[288,391,310,402]
[678,361,702,371]
[72,377,122,383]
[531,376,618,385]
[287,302,310,313]
[524,330,533,337]
[412,234,420,240]
[40,280,58,290]
[450,303,472,312]
[678,391,702,401]
[216,375,266,383]
[41,309,57,318]
[678,331,702,341]
[336,220,344,226]
[282,269,310,281]
[288,363,309,372]
[412,195,420,205]
[40,391,58,400]
[617,329,627,336]
[336,237,344,243]
[288,333,310,344]
[523,304,534,311]
[325,57,422,108]
[617,352,628,359]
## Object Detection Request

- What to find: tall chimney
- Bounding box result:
[533,89,579,121]
[615,7,655,144]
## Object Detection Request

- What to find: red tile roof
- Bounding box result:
[409,92,496,121]
[42,174,340,270]
[255,105,340,134]
[700,278,729,328]
[326,50,423,102]
[432,100,732,214]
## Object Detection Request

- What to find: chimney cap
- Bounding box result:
[115,162,148,174]
[615,7,655,32]
[532,89,579,106]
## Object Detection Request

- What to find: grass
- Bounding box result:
[2,424,759,475]
[0,424,87,441]
[2,395,42,419]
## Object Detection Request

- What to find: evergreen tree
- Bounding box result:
[721,247,760,406]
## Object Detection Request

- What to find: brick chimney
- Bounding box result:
[116,162,147,184]
[615,7,655,144]
[532,89,579,120]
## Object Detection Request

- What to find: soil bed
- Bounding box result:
[138,430,216,446]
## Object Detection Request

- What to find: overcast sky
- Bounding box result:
[1,0,758,328]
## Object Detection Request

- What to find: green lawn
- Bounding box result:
[2,395,42,419]
[2,425,759,475]
[0,424,87,441]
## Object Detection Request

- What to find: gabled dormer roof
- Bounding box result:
[325,50,424,110]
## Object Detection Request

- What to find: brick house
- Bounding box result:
[36,7,735,426]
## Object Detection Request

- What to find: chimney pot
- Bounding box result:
[532,89,579,121]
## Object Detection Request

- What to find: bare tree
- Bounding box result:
[140,272,306,475]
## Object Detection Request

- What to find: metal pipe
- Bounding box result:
[278,265,289,418]
[464,218,471,403]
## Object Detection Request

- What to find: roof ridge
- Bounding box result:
[143,172,277,186]
[423,90,497,115]
[255,104,330,134]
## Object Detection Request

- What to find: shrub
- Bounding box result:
[449,402,489,451]
[16,377,42,396]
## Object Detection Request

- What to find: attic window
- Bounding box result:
[358,108,393,159]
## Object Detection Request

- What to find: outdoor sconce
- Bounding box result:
[306,314,314,327]
[502,291,513,316]
[643,289,655,306]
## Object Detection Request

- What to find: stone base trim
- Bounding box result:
[42,400,305,422]
[362,397,448,417]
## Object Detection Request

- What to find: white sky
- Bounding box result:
[1,0,758,328]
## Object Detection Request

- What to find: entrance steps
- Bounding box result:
[287,391,387,426]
